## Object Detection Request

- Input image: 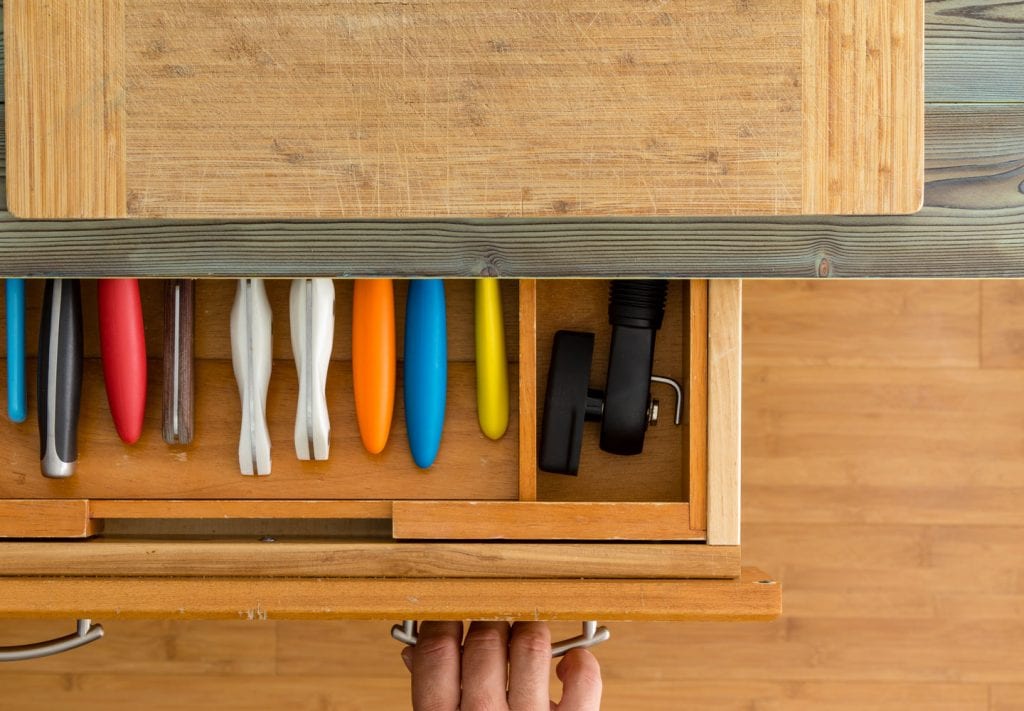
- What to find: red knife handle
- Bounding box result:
[98,279,148,444]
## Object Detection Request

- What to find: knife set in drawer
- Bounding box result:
[0,278,730,551]
[5,278,522,478]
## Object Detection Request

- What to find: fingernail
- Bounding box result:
[401,647,413,673]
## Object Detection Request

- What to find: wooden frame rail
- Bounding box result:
[0,538,740,579]
[0,569,779,621]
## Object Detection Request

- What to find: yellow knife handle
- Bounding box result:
[475,278,509,440]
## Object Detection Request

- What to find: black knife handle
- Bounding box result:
[38,279,83,478]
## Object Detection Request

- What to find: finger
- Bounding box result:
[461,621,510,710]
[554,649,602,711]
[411,621,463,711]
[401,647,413,673]
[507,622,552,711]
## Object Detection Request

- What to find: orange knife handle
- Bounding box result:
[352,279,396,454]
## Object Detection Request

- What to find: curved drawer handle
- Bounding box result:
[550,621,612,658]
[0,619,104,662]
[391,620,610,658]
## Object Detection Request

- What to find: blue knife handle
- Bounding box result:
[6,279,27,423]
[403,280,447,469]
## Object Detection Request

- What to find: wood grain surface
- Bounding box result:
[687,280,709,530]
[801,0,923,214]
[517,279,538,501]
[0,499,96,538]
[0,91,1018,277]
[0,538,740,579]
[88,499,393,520]
[391,501,702,541]
[4,0,921,218]
[982,281,1024,369]
[744,280,982,369]
[925,0,1024,102]
[0,568,779,621]
[707,280,741,545]
[3,0,126,218]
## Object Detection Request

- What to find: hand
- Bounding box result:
[402,621,603,710]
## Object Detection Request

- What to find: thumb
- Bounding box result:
[555,649,602,710]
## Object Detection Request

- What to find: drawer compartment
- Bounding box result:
[392,279,714,541]
[0,279,522,500]
[0,278,769,621]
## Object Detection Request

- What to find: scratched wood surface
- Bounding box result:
[3,280,1023,708]
[0,99,1012,278]
[0,0,1015,278]
[3,0,922,218]
[3,0,126,218]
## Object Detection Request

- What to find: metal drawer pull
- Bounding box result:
[0,619,104,662]
[391,620,610,658]
[550,621,611,658]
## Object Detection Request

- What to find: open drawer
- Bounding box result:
[0,278,777,621]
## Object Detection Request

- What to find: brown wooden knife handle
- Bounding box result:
[162,279,195,444]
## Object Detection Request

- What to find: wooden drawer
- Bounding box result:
[0,278,778,621]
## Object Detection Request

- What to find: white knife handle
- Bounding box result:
[290,278,334,461]
[231,278,273,476]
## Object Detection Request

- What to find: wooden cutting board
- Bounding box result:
[4,1,922,219]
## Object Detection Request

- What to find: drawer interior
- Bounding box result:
[0,278,713,543]
[535,279,692,504]
[0,279,520,500]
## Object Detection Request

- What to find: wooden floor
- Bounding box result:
[2,280,1023,709]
